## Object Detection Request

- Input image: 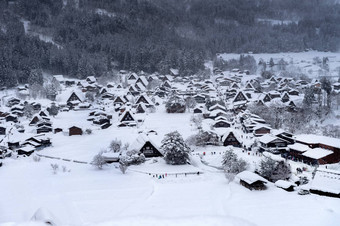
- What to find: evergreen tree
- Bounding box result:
[269,58,275,69]
[320,77,332,108]
[47,103,59,117]
[28,69,43,86]
[303,87,315,107]
[161,131,190,165]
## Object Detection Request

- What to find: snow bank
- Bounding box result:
[93,216,256,226]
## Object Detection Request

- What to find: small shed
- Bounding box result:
[102,152,120,163]
[17,146,35,156]
[69,126,83,136]
[236,171,268,191]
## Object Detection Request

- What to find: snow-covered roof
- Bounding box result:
[86,76,96,82]
[310,169,340,195]
[301,148,333,160]
[138,76,149,86]
[53,74,64,82]
[236,171,268,184]
[129,133,162,153]
[258,134,286,144]
[275,180,295,189]
[222,128,241,142]
[295,134,340,149]
[170,68,179,76]
[56,89,85,103]
[102,152,120,158]
[288,143,309,153]
[17,146,35,152]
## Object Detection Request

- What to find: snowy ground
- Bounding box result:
[1,156,339,226]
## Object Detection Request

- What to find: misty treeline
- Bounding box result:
[1,0,340,87]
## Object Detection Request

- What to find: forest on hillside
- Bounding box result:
[0,0,340,87]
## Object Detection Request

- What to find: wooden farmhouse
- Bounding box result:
[222,130,242,147]
[130,133,163,158]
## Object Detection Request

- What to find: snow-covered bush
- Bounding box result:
[51,163,59,174]
[222,148,248,174]
[161,131,191,165]
[119,152,145,166]
[258,157,291,182]
[109,139,122,153]
[85,128,92,135]
[62,166,70,173]
[91,152,106,169]
[186,131,220,146]
[165,96,186,113]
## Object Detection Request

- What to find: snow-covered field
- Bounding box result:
[1,156,339,226]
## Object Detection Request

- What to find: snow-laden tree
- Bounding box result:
[28,69,43,86]
[91,152,106,169]
[161,131,191,165]
[185,97,197,109]
[23,104,34,118]
[222,148,248,174]
[85,92,95,102]
[165,96,186,113]
[258,157,291,182]
[47,103,59,117]
[119,152,145,166]
[321,77,332,108]
[186,131,220,146]
[109,139,122,153]
[303,87,315,108]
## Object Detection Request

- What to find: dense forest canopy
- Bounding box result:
[0,0,340,87]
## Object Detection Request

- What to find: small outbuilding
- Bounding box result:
[69,126,83,136]
[236,171,268,191]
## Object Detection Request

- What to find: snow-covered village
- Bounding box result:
[1,1,340,226]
